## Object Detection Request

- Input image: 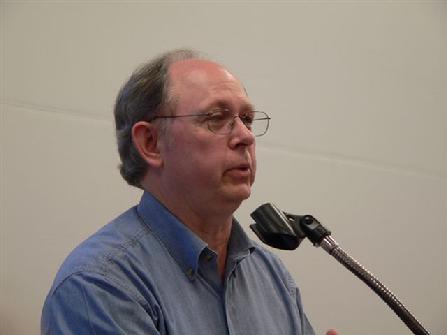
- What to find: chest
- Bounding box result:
[147,259,303,335]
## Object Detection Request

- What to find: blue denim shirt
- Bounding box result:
[42,192,315,335]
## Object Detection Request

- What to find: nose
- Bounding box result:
[228,116,255,148]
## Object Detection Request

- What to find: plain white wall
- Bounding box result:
[1,1,446,334]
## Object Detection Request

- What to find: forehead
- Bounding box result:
[168,59,251,112]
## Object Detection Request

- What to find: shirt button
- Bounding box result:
[206,254,213,261]
[186,268,194,279]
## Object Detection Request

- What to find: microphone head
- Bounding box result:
[250,203,303,250]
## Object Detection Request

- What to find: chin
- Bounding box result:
[224,185,252,203]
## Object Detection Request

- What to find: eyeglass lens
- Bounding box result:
[208,111,269,137]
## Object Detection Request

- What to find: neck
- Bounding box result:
[167,198,234,278]
[187,216,232,279]
[142,179,237,278]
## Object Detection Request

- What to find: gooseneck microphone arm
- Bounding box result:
[250,203,430,335]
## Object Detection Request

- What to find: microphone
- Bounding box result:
[250,203,431,335]
[249,203,305,250]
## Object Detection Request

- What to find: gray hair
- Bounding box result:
[114,49,202,188]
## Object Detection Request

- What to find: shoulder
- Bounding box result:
[246,240,312,330]
[41,270,161,335]
[42,206,168,334]
[250,240,289,272]
[49,207,152,294]
[247,240,299,293]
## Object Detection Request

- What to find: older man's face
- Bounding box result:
[159,59,256,214]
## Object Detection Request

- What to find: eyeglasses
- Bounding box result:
[150,109,271,137]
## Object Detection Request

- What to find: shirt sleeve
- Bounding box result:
[295,286,316,335]
[41,271,163,335]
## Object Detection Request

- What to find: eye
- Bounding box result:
[205,108,232,130]
[240,112,255,126]
[207,109,228,122]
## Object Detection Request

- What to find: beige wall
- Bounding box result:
[1,2,446,334]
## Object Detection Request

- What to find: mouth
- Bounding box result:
[230,163,250,171]
[236,163,250,170]
[225,164,251,178]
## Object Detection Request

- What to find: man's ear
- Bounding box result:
[131,121,163,168]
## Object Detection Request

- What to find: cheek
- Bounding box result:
[185,140,225,176]
[250,146,257,184]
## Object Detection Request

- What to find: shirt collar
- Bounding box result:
[136,191,256,279]
[228,218,256,261]
[136,192,207,279]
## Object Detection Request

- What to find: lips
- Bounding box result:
[226,163,251,178]
[227,162,250,171]
[235,163,250,170]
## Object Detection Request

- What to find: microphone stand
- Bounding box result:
[249,203,430,335]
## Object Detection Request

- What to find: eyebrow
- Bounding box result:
[210,100,256,112]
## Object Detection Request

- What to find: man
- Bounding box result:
[42,49,337,335]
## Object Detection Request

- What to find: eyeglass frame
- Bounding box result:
[148,109,271,137]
